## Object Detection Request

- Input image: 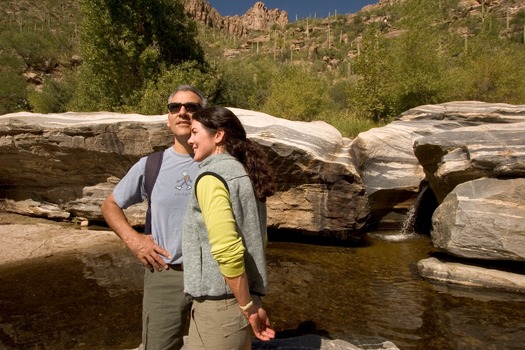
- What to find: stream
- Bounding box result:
[0,227,524,350]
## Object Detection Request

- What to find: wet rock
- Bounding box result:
[350,120,429,228]
[252,335,399,349]
[417,257,525,293]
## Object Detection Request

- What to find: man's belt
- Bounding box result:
[168,263,183,271]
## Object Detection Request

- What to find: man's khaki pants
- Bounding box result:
[142,268,191,350]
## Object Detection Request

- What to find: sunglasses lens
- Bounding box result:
[167,103,182,113]
[185,103,201,113]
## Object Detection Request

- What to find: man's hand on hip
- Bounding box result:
[129,233,170,272]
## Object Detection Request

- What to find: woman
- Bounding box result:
[183,106,276,349]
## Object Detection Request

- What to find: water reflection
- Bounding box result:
[0,253,143,349]
[0,231,524,349]
[263,232,525,350]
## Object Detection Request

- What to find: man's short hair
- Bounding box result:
[169,85,208,108]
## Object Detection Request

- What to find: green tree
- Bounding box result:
[0,69,29,114]
[262,64,332,121]
[214,56,278,110]
[28,72,77,113]
[347,29,394,122]
[136,61,220,115]
[388,0,448,113]
[71,0,206,112]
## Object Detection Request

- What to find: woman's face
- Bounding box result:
[188,120,218,162]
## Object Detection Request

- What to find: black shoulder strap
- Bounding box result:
[144,151,163,234]
[195,171,230,196]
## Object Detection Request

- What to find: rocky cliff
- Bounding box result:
[184,0,525,41]
[183,0,289,37]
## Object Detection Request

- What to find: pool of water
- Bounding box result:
[264,232,525,350]
[0,230,524,349]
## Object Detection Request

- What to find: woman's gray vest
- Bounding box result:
[183,153,268,299]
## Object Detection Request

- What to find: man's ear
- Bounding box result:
[215,128,225,144]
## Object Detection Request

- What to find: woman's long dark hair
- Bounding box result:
[191,106,275,201]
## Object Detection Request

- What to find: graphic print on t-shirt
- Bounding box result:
[176,170,193,190]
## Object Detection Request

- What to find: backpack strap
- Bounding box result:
[144,151,164,234]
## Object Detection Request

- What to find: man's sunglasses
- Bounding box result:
[167,102,202,114]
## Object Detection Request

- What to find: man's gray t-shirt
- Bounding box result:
[113,147,199,265]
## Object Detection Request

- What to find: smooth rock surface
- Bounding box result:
[414,122,525,202]
[0,109,370,238]
[352,101,525,228]
[431,178,525,261]
[417,257,525,293]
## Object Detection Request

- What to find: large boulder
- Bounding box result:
[403,102,525,291]
[350,121,428,229]
[414,121,525,202]
[431,178,525,261]
[0,109,370,239]
[350,103,475,229]
[233,108,369,238]
[351,101,525,229]
[0,111,172,202]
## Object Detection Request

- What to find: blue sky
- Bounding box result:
[206,1,378,21]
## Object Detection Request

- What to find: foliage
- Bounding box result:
[213,56,279,110]
[386,0,448,113]
[0,69,29,114]
[2,0,525,139]
[509,9,525,43]
[327,111,385,138]
[0,0,80,114]
[0,31,60,72]
[136,61,220,115]
[444,33,525,103]
[0,30,65,113]
[261,64,332,121]
[69,0,206,112]
[346,30,395,122]
[0,34,28,113]
[27,72,77,113]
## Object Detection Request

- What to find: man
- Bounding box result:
[101,85,207,350]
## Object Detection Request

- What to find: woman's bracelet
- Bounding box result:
[239,300,253,312]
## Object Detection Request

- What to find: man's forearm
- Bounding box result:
[101,193,170,270]
[101,194,138,244]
